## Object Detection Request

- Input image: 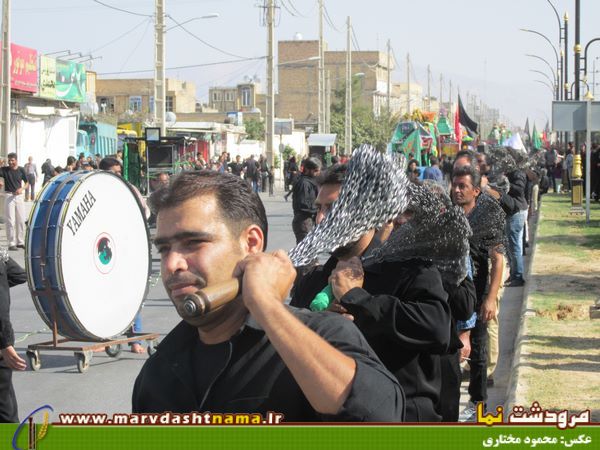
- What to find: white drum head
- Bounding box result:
[59,172,149,339]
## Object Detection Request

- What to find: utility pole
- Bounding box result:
[345,16,352,154]
[427,64,431,111]
[439,73,443,112]
[325,70,331,133]
[317,0,324,132]
[574,0,581,100]
[564,12,569,100]
[406,53,410,116]
[0,0,10,159]
[386,39,391,115]
[154,0,166,136]
[449,79,452,108]
[266,0,275,166]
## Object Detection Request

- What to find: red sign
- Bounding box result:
[10,43,38,92]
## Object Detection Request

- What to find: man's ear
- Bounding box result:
[240,224,265,254]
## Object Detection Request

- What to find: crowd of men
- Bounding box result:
[0,141,571,423]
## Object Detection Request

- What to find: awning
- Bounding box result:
[308,133,337,147]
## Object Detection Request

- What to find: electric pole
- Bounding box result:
[439,73,443,112]
[386,39,391,115]
[406,53,410,116]
[1,0,11,158]
[266,0,275,166]
[325,70,331,133]
[345,16,352,154]
[427,64,431,111]
[317,0,324,132]
[564,12,569,100]
[574,0,580,100]
[154,0,166,136]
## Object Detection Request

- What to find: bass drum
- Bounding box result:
[26,171,151,341]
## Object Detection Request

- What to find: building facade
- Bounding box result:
[95,78,196,120]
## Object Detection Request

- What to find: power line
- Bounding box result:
[91,0,152,18]
[119,17,152,72]
[323,4,342,33]
[280,0,298,17]
[285,0,314,18]
[97,56,266,76]
[90,17,152,53]
[166,14,250,60]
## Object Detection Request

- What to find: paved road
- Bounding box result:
[5,189,524,419]
[7,190,295,417]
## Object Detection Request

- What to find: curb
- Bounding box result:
[504,207,542,410]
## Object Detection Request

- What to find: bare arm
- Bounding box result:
[481,247,503,322]
[235,251,356,415]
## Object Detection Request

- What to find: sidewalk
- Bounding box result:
[505,194,600,420]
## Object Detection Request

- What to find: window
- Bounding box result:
[129,96,142,112]
[212,91,222,102]
[241,88,251,107]
[166,96,174,112]
[149,96,155,114]
[225,91,235,102]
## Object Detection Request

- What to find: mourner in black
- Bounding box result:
[0,254,27,423]
[291,165,451,422]
[133,171,404,421]
[291,157,321,244]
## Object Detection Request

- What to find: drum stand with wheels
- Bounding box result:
[26,320,159,373]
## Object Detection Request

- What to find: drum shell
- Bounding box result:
[26,171,151,341]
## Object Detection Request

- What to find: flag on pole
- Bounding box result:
[458,94,479,136]
[454,105,462,148]
[532,123,543,149]
[523,118,531,144]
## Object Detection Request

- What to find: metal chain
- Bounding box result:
[289,145,410,266]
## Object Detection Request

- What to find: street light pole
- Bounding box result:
[564,13,569,100]
[574,0,581,101]
[154,0,166,136]
[266,0,275,167]
[344,16,352,154]
[1,0,10,160]
[317,0,324,133]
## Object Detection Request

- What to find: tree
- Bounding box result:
[329,78,398,153]
[244,118,265,141]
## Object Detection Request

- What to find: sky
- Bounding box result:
[11,0,600,130]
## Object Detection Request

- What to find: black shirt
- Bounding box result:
[243,160,259,180]
[0,167,27,193]
[229,162,244,177]
[291,256,450,422]
[0,257,27,349]
[133,308,405,422]
[292,174,319,217]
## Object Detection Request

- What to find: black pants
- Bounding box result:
[468,317,488,404]
[0,361,18,423]
[438,349,461,421]
[292,215,314,244]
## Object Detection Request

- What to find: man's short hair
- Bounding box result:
[7,152,17,160]
[149,171,268,249]
[452,164,481,188]
[455,150,476,165]
[99,157,122,171]
[429,156,438,166]
[303,157,322,172]
[317,163,347,186]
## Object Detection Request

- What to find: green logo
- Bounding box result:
[97,237,112,265]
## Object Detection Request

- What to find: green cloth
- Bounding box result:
[532,124,543,149]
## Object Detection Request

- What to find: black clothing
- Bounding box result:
[499,170,528,216]
[0,258,27,349]
[0,167,27,194]
[133,308,405,422]
[243,159,259,181]
[292,174,319,217]
[0,257,27,423]
[229,162,244,177]
[41,161,55,185]
[291,256,450,422]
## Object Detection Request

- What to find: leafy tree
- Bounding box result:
[244,118,265,141]
[329,79,398,153]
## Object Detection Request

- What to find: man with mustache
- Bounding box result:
[132,171,404,421]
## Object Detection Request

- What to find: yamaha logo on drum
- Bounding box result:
[65,190,97,236]
[94,233,116,274]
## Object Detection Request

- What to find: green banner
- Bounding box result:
[2,424,598,450]
[39,56,87,103]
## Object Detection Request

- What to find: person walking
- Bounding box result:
[23,156,37,201]
[0,154,28,251]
